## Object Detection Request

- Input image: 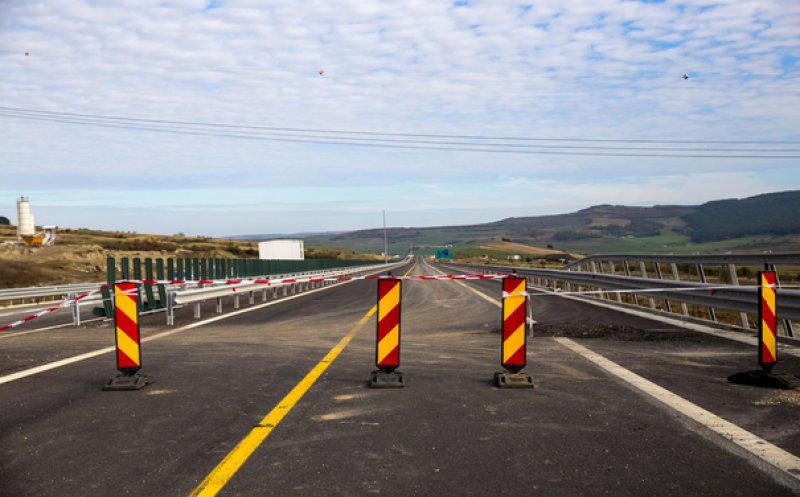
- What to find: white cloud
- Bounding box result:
[0,0,797,235]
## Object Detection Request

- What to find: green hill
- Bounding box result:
[296,191,800,256]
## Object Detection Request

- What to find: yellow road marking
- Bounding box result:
[187,260,416,497]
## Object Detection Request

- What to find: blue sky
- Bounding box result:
[1,0,798,236]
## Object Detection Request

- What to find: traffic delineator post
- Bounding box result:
[728,271,800,389]
[495,276,534,388]
[103,282,151,391]
[370,276,404,388]
[758,271,778,371]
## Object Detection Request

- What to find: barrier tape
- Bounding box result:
[0,273,782,334]
[0,287,105,332]
[120,273,513,286]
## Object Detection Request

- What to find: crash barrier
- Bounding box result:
[445,257,800,338]
[97,255,380,318]
[165,262,403,325]
[0,262,406,332]
[562,252,800,335]
[0,283,103,308]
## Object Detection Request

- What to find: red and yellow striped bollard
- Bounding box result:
[370,277,404,388]
[495,276,534,388]
[728,270,800,389]
[758,271,777,372]
[103,282,150,390]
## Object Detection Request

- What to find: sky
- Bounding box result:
[0,0,798,237]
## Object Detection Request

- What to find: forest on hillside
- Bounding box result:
[682,191,800,242]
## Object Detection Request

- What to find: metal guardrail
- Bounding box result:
[0,283,103,306]
[165,261,406,325]
[446,255,800,336]
[563,252,800,269]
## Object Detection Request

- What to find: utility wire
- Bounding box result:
[1,106,799,158]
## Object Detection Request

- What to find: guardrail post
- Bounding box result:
[216,297,223,313]
[249,291,255,305]
[194,302,201,319]
[166,292,175,326]
[670,263,689,316]
[638,262,657,310]
[653,262,672,313]
[233,293,240,309]
[695,264,717,322]
[727,263,750,328]
[608,261,621,302]
[69,292,81,326]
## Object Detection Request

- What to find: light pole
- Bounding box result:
[383,209,388,264]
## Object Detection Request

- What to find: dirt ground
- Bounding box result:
[0,243,196,288]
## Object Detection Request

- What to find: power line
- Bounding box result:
[1,106,798,159]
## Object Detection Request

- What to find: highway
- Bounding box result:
[1,256,799,496]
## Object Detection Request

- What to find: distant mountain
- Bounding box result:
[225,231,345,241]
[231,190,800,255]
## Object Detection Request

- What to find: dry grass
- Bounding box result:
[0,224,377,288]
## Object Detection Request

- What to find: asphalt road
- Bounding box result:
[1,257,799,496]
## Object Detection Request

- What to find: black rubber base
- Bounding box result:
[727,370,800,390]
[369,369,405,388]
[494,371,535,389]
[102,373,152,391]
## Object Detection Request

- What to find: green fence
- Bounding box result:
[96,256,377,318]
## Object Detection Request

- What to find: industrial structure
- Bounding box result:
[16,196,56,246]
[258,239,304,260]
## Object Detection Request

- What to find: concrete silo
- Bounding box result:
[16,196,35,239]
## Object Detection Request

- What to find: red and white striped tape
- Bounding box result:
[0,273,512,332]
[122,272,513,286]
[0,288,103,332]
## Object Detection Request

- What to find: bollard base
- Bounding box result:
[494,371,534,389]
[102,373,151,391]
[728,370,800,390]
[369,369,405,388]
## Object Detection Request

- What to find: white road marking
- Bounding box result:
[555,336,800,488]
[434,260,800,488]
